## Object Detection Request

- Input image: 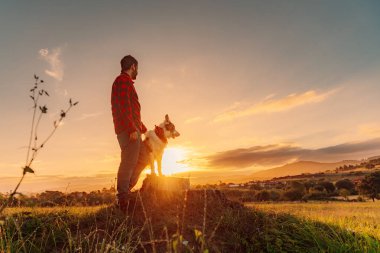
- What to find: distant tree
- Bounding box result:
[303,191,328,201]
[365,164,375,169]
[38,191,65,205]
[335,179,355,192]
[319,181,335,194]
[218,181,226,187]
[239,190,256,202]
[289,181,306,192]
[312,184,325,192]
[304,181,316,193]
[283,189,304,201]
[269,190,281,201]
[255,190,270,201]
[359,171,380,202]
[250,184,263,191]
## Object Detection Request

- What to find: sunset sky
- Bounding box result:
[1,1,380,192]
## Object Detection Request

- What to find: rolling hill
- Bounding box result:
[250,160,360,180]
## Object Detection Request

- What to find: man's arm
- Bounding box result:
[141,122,147,134]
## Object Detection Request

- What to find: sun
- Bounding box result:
[160,147,193,175]
[139,146,197,176]
[132,147,194,189]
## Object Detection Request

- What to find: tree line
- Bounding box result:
[1,172,379,207]
[0,187,116,207]
[220,171,380,202]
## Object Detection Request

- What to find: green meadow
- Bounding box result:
[1,191,380,252]
[249,201,380,242]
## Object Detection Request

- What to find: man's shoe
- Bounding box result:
[116,198,128,213]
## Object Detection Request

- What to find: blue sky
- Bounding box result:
[1,1,380,191]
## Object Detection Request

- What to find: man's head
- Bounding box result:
[120,55,138,80]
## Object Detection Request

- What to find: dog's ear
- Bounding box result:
[165,114,169,122]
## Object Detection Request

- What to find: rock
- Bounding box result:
[141,174,190,192]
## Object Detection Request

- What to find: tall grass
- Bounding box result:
[1,191,380,252]
[0,206,141,252]
[0,190,215,253]
[250,201,380,241]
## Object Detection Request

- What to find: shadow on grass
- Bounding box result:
[1,190,380,252]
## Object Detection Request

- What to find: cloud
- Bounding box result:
[203,137,380,169]
[76,111,104,121]
[39,47,64,81]
[214,88,338,122]
[185,116,202,124]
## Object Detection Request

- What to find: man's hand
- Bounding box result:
[129,131,139,141]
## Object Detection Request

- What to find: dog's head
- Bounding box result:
[160,114,180,139]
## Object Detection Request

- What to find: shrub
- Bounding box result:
[339,189,351,201]
[319,181,335,193]
[283,189,304,201]
[255,190,271,201]
[239,190,257,202]
[269,190,281,201]
[335,179,355,192]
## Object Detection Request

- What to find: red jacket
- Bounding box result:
[111,73,147,135]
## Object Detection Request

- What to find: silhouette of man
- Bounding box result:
[111,55,147,211]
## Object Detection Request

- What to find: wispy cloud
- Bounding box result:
[203,137,380,169]
[39,47,64,81]
[214,88,339,122]
[76,111,104,121]
[185,116,202,124]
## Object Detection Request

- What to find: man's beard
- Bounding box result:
[131,70,138,80]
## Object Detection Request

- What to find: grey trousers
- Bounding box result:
[116,130,141,200]
[116,130,149,201]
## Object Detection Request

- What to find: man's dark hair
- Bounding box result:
[120,55,138,72]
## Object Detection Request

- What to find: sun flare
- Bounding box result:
[142,147,194,176]
[161,147,193,175]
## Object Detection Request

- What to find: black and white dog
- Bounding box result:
[144,114,180,176]
[129,114,180,190]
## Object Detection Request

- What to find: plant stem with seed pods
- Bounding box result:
[0,75,78,216]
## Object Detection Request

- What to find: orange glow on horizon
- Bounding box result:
[141,147,196,176]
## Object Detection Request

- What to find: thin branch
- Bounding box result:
[25,86,39,165]
[33,111,43,152]
[27,104,74,168]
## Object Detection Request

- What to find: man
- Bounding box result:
[111,55,147,211]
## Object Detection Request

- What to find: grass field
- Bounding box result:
[1,192,380,252]
[2,205,106,217]
[248,201,380,241]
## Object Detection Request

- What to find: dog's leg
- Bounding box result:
[157,154,163,176]
[149,154,156,176]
